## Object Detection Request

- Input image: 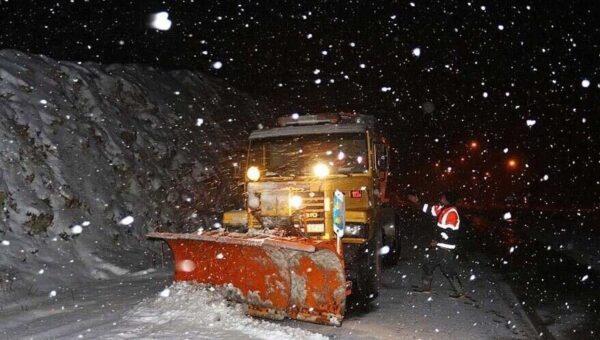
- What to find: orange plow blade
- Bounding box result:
[147,231,348,326]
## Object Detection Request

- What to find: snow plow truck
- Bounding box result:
[148,112,400,326]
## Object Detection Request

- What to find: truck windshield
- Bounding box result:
[248,133,368,177]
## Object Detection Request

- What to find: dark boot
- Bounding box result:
[448,276,464,298]
[412,279,432,293]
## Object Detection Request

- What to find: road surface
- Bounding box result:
[0,250,537,339]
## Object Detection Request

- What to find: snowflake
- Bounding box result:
[581,79,590,88]
[149,12,172,31]
[119,216,134,226]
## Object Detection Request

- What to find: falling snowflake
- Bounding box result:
[1,240,9,246]
[526,119,537,127]
[119,216,134,226]
[581,275,589,282]
[40,99,48,105]
[177,259,196,272]
[149,11,172,31]
[380,245,390,255]
[581,79,590,88]
[216,253,224,260]
[196,118,204,127]
[469,274,476,281]
[503,212,512,220]
[212,61,223,69]
[412,47,421,57]
[49,290,57,298]
[70,225,83,234]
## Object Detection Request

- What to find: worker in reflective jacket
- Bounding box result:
[408,191,464,298]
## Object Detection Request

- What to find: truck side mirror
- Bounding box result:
[375,143,389,170]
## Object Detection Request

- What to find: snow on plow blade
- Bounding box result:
[147,231,347,326]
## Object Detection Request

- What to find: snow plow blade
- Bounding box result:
[147,231,347,326]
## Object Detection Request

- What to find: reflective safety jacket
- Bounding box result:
[422,203,460,250]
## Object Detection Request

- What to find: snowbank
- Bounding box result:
[102,282,326,340]
[0,49,269,296]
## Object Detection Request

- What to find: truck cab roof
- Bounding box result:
[249,113,375,140]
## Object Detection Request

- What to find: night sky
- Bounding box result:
[1,0,598,207]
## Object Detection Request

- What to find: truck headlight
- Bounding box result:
[247,166,260,181]
[344,224,367,238]
[313,163,330,178]
[289,195,303,210]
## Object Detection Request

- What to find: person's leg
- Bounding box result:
[415,248,438,292]
[439,250,464,297]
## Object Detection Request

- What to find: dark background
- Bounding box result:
[1,0,598,207]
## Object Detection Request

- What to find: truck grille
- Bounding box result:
[300,191,325,226]
[248,189,326,230]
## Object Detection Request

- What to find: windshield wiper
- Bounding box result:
[266,171,296,178]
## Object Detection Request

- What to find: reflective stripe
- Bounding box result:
[440,232,449,240]
[431,205,438,217]
[437,222,459,230]
[422,204,429,213]
[437,243,456,250]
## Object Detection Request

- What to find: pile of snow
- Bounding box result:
[102,283,325,340]
[0,49,269,296]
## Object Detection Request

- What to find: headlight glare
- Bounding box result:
[289,195,303,210]
[313,163,330,178]
[247,166,260,181]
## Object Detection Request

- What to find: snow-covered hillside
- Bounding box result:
[0,49,268,297]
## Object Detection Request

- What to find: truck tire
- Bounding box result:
[382,214,401,266]
[349,229,381,307]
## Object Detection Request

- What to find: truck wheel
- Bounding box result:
[382,214,401,266]
[350,233,381,306]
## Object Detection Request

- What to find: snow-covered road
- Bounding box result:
[1,252,537,339]
[0,269,323,340]
[285,255,537,339]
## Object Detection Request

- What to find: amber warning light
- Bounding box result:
[350,190,363,198]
